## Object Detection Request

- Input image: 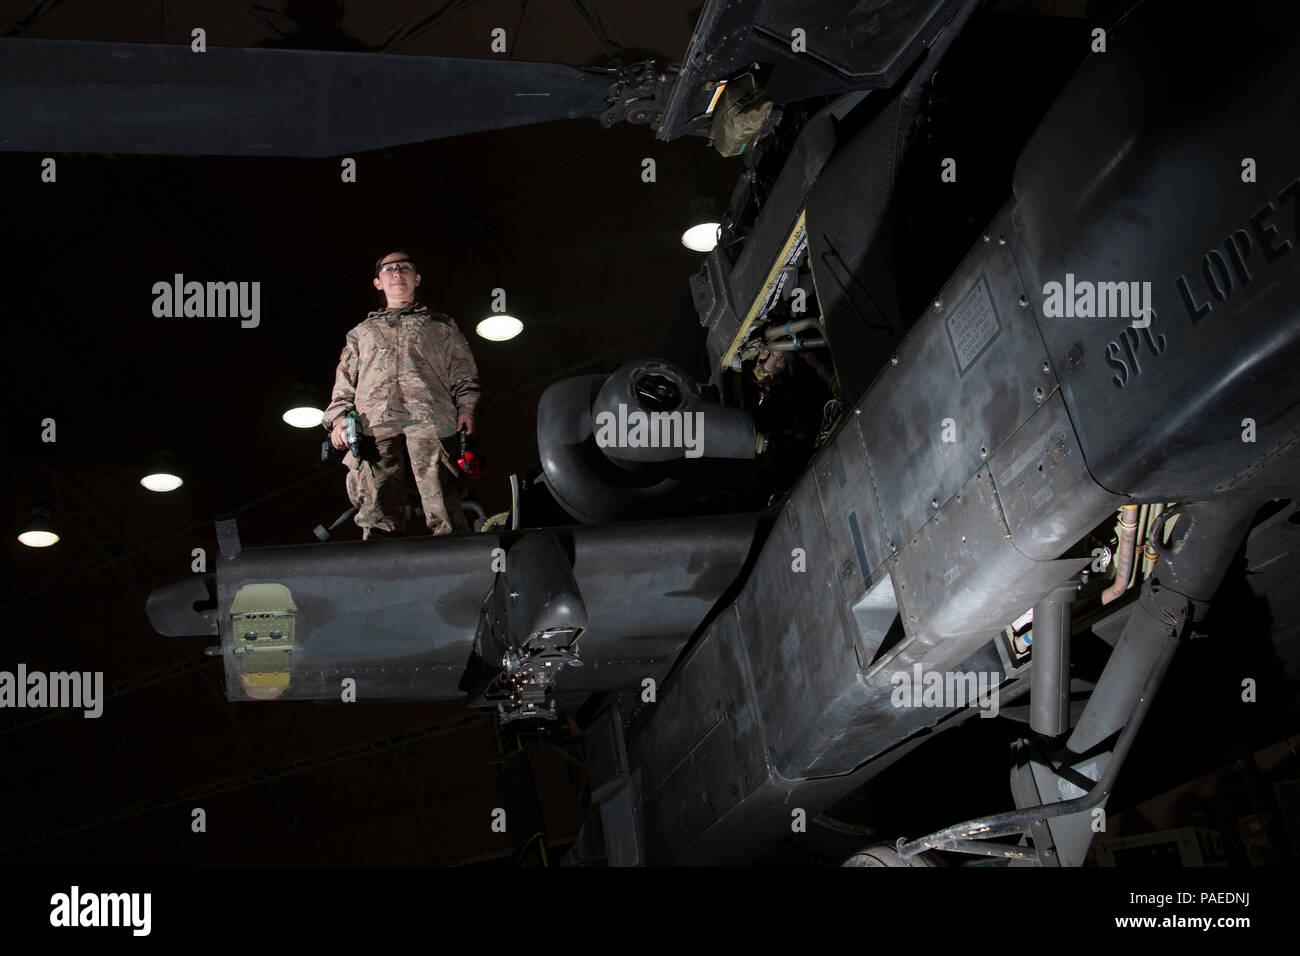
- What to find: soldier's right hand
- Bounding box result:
[330,419,350,450]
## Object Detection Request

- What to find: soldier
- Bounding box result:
[323,250,482,538]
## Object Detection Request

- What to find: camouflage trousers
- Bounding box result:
[344,422,470,536]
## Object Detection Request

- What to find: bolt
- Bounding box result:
[983,233,990,242]
[998,235,1007,245]
[890,355,899,366]
[1033,386,1045,403]
[933,300,943,311]
[931,497,939,509]
[979,445,988,459]
[1018,295,1028,308]
[842,559,854,579]
[1042,361,1050,373]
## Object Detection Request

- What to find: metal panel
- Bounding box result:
[145,575,216,637]
[805,94,907,401]
[628,453,1038,859]
[560,515,759,699]
[856,205,1058,556]
[217,535,500,702]
[732,471,954,778]
[599,784,644,867]
[208,514,759,703]
[877,465,1088,683]
[585,696,645,866]
[734,477,880,777]
[990,389,1122,560]
[1010,0,1300,498]
[586,704,629,802]
[850,573,900,668]
[635,606,774,864]
[810,415,891,603]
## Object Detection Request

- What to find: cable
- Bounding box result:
[1145,506,1183,558]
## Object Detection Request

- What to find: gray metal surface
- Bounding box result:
[1007,741,1057,868]
[1010,0,1300,499]
[503,531,588,646]
[592,358,757,461]
[145,575,216,637]
[468,530,588,721]
[804,94,907,401]
[735,475,899,778]
[625,197,1125,860]
[809,415,892,606]
[586,696,645,866]
[1029,586,1074,737]
[0,38,612,156]
[880,464,1088,682]
[536,375,681,524]
[208,515,759,703]
[634,605,774,864]
[990,390,1122,560]
[558,516,760,704]
[855,205,1059,557]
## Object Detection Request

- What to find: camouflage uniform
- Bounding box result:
[323,303,481,536]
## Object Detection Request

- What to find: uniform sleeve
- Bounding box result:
[443,321,482,417]
[321,329,360,430]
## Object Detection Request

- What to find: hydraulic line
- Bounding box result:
[1101,504,1139,604]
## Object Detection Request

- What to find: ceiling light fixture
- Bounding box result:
[681,221,721,252]
[282,381,324,428]
[18,506,59,548]
[682,196,723,253]
[476,314,523,341]
[141,450,184,493]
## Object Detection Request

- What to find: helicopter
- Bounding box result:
[11,0,1289,866]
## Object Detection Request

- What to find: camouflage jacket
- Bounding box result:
[323,304,481,436]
